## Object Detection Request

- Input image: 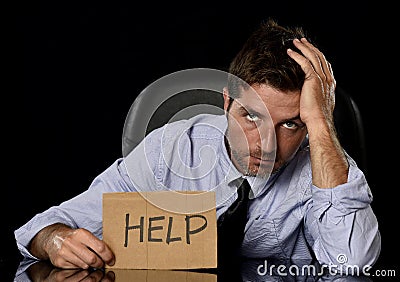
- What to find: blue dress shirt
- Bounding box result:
[14,113,381,269]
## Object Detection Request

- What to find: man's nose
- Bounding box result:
[257,126,276,154]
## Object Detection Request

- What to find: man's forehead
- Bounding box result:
[234,86,273,114]
[233,84,301,118]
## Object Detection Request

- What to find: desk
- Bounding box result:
[8,256,376,282]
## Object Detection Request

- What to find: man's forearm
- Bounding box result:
[307,119,348,188]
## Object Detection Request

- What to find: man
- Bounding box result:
[15,19,381,270]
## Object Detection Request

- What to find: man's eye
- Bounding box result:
[282,121,298,129]
[246,113,260,122]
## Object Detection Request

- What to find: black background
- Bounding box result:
[5,1,398,280]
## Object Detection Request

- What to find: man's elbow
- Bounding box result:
[352,229,381,268]
[333,229,381,274]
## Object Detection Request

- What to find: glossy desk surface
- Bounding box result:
[1,255,379,282]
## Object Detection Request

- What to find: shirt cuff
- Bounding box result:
[311,164,373,222]
[14,209,77,259]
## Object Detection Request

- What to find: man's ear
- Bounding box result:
[223,87,232,112]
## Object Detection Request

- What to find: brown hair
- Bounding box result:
[227,18,309,99]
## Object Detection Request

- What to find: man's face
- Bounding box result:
[223,84,307,178]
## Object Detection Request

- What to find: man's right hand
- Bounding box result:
[29,223,115,269]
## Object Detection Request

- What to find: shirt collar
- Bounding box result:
[244,173,279,199]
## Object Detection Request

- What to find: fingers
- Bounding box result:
[65,229,115,268]
[50,268,90,281]
[286,37,337,124]
[51,242,95,269]
[290,38,336,88]
[301,38,336,88]
[50,268,105,282]
[49,228,115,269]
[77,229,116,266]
[103,271,116,282]
[293,38,325,80]
[80,269,105,282]
[57,238,103,269]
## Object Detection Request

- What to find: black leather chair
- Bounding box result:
[122,86,367,175]
[333,86,367,175]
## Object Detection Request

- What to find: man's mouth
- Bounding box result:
[250,154,274,160]
[250,155,275,164]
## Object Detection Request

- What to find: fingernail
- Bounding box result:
[294,38,300,42]
[301,37,308,42]
[106,271,115,279]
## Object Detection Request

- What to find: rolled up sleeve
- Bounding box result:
[306,164,381,270]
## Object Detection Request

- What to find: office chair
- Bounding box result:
[122,85,367,175]
[333,86,367,175]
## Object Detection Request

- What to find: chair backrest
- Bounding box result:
[122,88,224,157]
[122,86,367,174]
[333,86,367,175]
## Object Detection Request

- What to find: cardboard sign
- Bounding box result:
[103,191,217,269]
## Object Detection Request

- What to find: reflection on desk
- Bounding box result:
[14,257,374,282]
[14,259,218,282]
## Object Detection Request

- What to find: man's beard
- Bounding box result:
[230,147,276,179]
